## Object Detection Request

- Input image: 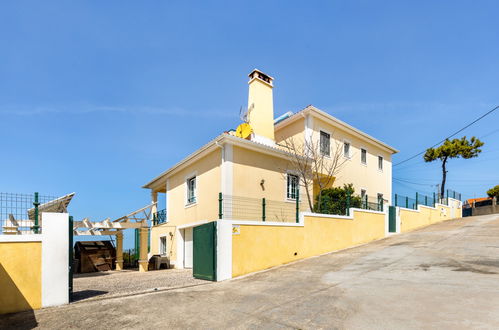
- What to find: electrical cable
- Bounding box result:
[394,105,499,167]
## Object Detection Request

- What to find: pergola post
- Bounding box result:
[138,227,149,272]
[151,191,158,220]
[115,231,124,271]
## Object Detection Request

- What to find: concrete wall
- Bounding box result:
[0,240,42,314]
[471,198,498,216]
[228,209,386,278]
[399,199,462,233]
[0,212,69,315]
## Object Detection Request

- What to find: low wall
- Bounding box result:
[0,239,42,314]
[228,209,386,278]
[0,213,69,315]
[399,198,462,233]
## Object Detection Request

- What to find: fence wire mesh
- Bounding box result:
[0,192,57,235]
[221,195,304,222]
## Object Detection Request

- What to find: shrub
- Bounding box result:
[315,183,362,215]
[487,185,499,198]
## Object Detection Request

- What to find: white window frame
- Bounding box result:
[159,235,168,256]
[185,172,198,207]
[360,147,368,165]
[360,188,367,200]
[319,130,331,157]
[377,155,384,172]
[286,172,300,201]
[343,139,352,159]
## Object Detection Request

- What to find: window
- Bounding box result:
[187,176,196,204]
[343,141,350,158]
[287,174,299,200]
[160,236,167,255]
[361,189,367,200]
[320,131,330,156]
[378,156,383,171]
[361,148,367,164]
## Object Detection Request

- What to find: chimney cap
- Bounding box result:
[248,69,274,86]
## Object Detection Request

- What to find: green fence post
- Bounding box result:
[262,198,266,222]
[346,192,351,216]
[406,196,408,209]
[152,213,157,226]
[33,192,40,234]
[365,194,368,210]
[379,196,383,212]
[68,215,73,299]
[395,194,398,207]
[295,194,300,223]
[425,195,428,206]
[433,192,436,207]
[415,192,419,209]
[218,192,223,219]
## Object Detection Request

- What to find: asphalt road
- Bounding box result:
[2,214,499,329]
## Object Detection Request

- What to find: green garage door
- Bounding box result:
[193,222,217,281]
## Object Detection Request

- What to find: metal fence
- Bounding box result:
[220,194,303,222]
[445,189,462,201]
[0,192,57,235]
[219,193,386,221]
[394,189,461,210]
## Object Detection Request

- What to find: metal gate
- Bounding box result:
[193,222,217,281]
[388,206,397,233]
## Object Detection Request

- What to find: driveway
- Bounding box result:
[2,214,499,329]
[72,268,205,302]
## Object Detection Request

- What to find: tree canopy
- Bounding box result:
[424,136,484,162]
[487,185,499,198]
[423,136,484,198]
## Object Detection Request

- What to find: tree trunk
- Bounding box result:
[440,156,448,200]
[303,183,313,211]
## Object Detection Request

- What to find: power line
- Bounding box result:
[393,105,499,167]
[393,177,436,187]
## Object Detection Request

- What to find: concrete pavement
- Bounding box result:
[2,214,499,329]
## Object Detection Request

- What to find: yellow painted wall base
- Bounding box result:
[0,242,42,314]
[232,210,385,278]
[400,202,462,233]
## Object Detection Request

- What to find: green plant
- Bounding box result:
[424,136,484,198]
[487,185,499,198]
[314,183,361,215]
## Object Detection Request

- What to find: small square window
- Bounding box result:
[187,176,196,204]
[378,156,383,171]
[287,174,299,200]
[320,131,330,156]
[343,142,350,158]
[361,189,367,199]
[361,148,367,164]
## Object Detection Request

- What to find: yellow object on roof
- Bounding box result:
[235,123,252,139]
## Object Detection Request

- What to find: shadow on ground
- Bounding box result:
[71,290,109,302]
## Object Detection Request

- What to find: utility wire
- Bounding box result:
[394,105,499,167]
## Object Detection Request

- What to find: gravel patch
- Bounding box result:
[72,269,206,302]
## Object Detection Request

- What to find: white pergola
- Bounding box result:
[2,193,157,272]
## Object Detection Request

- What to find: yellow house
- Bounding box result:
[143,69,398,269]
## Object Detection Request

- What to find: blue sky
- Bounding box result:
[1,1,498,248]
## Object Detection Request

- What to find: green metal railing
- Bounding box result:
[394,189,461,210]
[219,194,302,223]
[152,209,167,226]
[0,192,57,235]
